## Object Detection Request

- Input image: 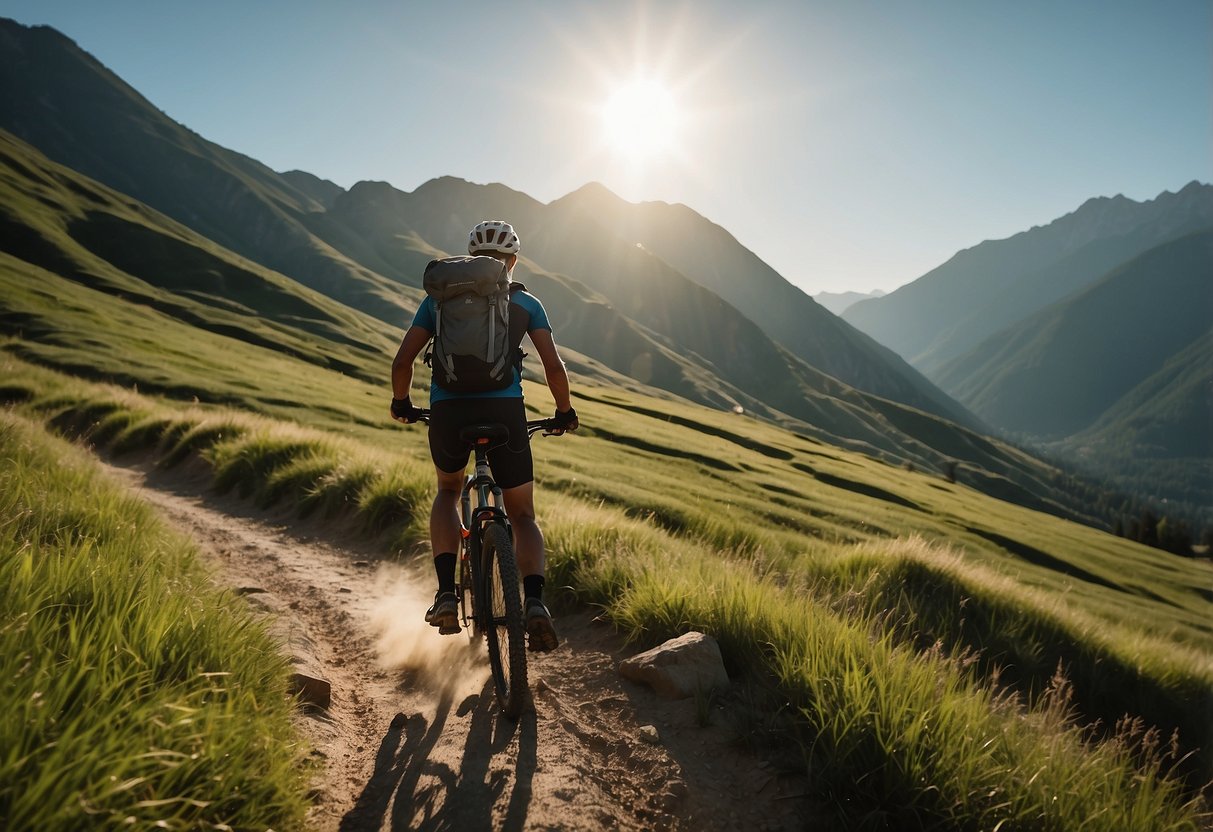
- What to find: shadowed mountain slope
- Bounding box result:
[936,231,1213,439]
[0,129,394,380]
[0,18,421,323]
[548,183,973,426]
[927,230,1213,513]
[1056,332,1213,512]
[844,182,1213,377]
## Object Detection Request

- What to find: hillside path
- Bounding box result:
[103,457,815,831]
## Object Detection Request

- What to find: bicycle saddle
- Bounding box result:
[459,423,511,444]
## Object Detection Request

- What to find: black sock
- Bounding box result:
[434,552,457,595]
[523,574,545,601]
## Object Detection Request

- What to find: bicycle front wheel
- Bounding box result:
[481,522,528,718]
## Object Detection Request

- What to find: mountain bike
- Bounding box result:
[416,410,563,718]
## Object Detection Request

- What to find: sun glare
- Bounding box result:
[600,79,681,160]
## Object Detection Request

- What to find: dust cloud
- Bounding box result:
[369,564,489,700]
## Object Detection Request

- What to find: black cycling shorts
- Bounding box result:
[427,397,533,489]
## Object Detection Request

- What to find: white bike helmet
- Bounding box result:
[468,220,521,255]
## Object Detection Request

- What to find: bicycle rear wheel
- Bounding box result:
[481,522,528,718]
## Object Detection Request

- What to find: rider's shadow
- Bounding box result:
[339,678,537,832]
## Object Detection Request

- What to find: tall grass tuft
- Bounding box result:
[0,411,309,830]
[820,536,1213,785]
[208,428,335,504]
[358,461,431,538]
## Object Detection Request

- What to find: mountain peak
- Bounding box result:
[411,176,541,209]
[1,16,72,43]
[414,175,474,193]
[1074,192,1134,212]
[348,179,396,195]
[551,181,629,211]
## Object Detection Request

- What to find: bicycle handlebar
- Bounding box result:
[409,409,568,437]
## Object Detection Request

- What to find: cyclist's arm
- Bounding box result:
[528,328,572,412]
[391,325,431,401]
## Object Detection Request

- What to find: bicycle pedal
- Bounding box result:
[438,623,462,635]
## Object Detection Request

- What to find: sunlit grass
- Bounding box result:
[0,410,309,830]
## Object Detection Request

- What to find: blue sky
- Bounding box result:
[4,1,1210,294]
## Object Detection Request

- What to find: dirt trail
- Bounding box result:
[104,458,815,831]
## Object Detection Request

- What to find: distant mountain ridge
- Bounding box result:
[935,231,1213,439]
[843,183,1213,513]
[813,289,886,316]
[317,175,987,444]
[843,182,1213,376]
[543,184,973,426]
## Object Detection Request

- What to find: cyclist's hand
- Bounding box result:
[391,398,425,424]
[550,406,579,434]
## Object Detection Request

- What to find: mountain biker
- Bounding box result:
[389,220,579,652]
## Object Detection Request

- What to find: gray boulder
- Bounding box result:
[619,631,729,699]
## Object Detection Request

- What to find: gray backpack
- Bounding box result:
[422,255,517,393]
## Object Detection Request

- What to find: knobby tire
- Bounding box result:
[482,522,528,718]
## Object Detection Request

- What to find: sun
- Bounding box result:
[600,79,681,160]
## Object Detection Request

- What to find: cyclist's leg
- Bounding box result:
[501,482,543,577]
[431,466,463,557]
[427,399,470,560]
[426,401,470,630]
[503,481,559,651]
[484,399,537,574]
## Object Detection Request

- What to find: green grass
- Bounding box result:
[0,409,309,830]
[8,355,1210,830]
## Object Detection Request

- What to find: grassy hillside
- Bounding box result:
[1057,332,1213,516]
[0,408,309,830]
[0,129,402,382]
[2,187,1210,819]
[5,348,1210,829]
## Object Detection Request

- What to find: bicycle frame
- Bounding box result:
[458,437,510,636]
